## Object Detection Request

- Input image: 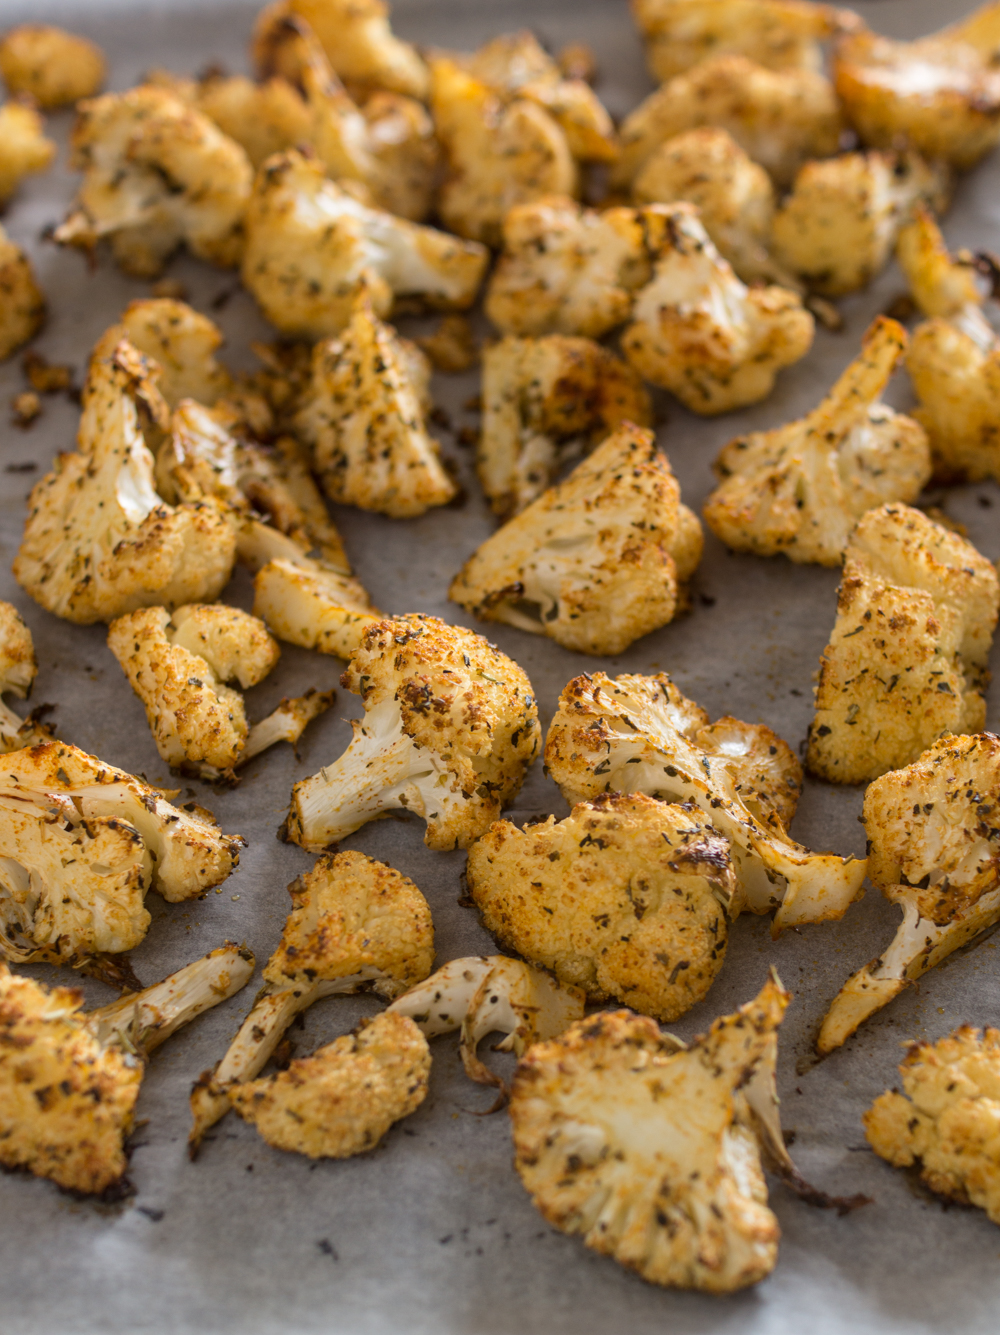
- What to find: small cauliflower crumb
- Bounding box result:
[0,25,105,108]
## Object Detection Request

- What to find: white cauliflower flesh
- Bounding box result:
[0,602,50,754]
[833,4,1000,171]
[475,333,652,519]
[807,504,1000,784]
[0,24,105,108]
[612,55,843,190]
[189,848,433,1152]
[632,0,859,83]
[467,794,735,1022]
[546,671,866,933]
[818,733,1000,1054]
[54,85,252,278]
[293,296,456,517]
[770,151,949,298]
[864,1025,1000,1224]
[703,316,931,567]
[242,149,488,339]
[621,203,814,416]
[0,223,44,362]
[0,740,242,972]
[252,0,429,100]
[387,954,584,1099]
[0,99,55,204]
[0,945,252,1195]
[897,209,1000,484]
[14,340,237,625]
[451,424,703,656]
[287,614,540,853]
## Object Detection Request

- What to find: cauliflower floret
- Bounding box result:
[546,671,866,932]
[189,849,433,1151]
[0,740,242,973]
[0,945,253,1195]
[0,602,51,754]
[897,209,1000,483]
[612,55,843,191]
[242,149,488,339]
[108,298,234,411]
[467,794,736,1021]
[0,25,104,108]
[770,151,949,298]
[252,0,429,100]
[293,296,456,517]
[818,733,1000,1053]
[475,333,652,518]
[14,339,237,625]
[252,552,382,661]
[0,223,44,362]
[703,316,931,566]
[0,99,55,204]
[632,0,859,82]
[451,424,702,656]
[621,203,814,415]
[54,85,252,278]
[387,954,584,1099]
[864,1024,1000,1223]
[834,4,1000,171]
[429,55,577,247]
[287,614,540,853]
[807,505,1000,784]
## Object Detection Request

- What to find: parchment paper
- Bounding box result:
[0,1,999,1331]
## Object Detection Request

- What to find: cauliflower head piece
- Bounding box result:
[242,149,488,339]
[807,504,1000,784]
[475,333,652,519]
[0,945,253,1195]
[0,601,50,754]
[546,671,866,932]
[451,424,703,656]
[54,85,252,278]
[286,614,540,853]
[621,203,814,415]
[703,316,931,566]
[0,99,55,204]
[833,4,1000,171]
[0,223,44,362]
[818,733,1000,1054]
[0,25,105,108]
[864,1024,1000,1225]
[467,793,736,1022]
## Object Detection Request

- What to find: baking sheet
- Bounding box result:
[1,0,999,1330]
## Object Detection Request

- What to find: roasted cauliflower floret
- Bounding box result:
[864,1024,1000,1224]
[475,333,651,518]
[546,671,866,932]
[242,150,488,339]
[468,794,735,1022]
[621,204,814,415]
[0,25,105,107]
[387,954,584,1098]
[703,317,931,566]
[252,0,429,100]
[189,849,433,1151]
[0,602,50,754]
[54,85,252,278]
[0,946,253,1195]
[293,296,455,517]
[771,151,949,298]
[632,0,859,82]
[834,4,1000,171]
[0,98,55,204]
[818,733,1000,1053]
[452,425,702,656]
[0,740,242,972]
[229,1010,429,1158]
[897,209,1000,483]
[612,55,843,190]
[107,298,234,412]
[14,340,237,625]
[286,615,540,853]
[807,505,1000,784]
[0,224,44,362]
